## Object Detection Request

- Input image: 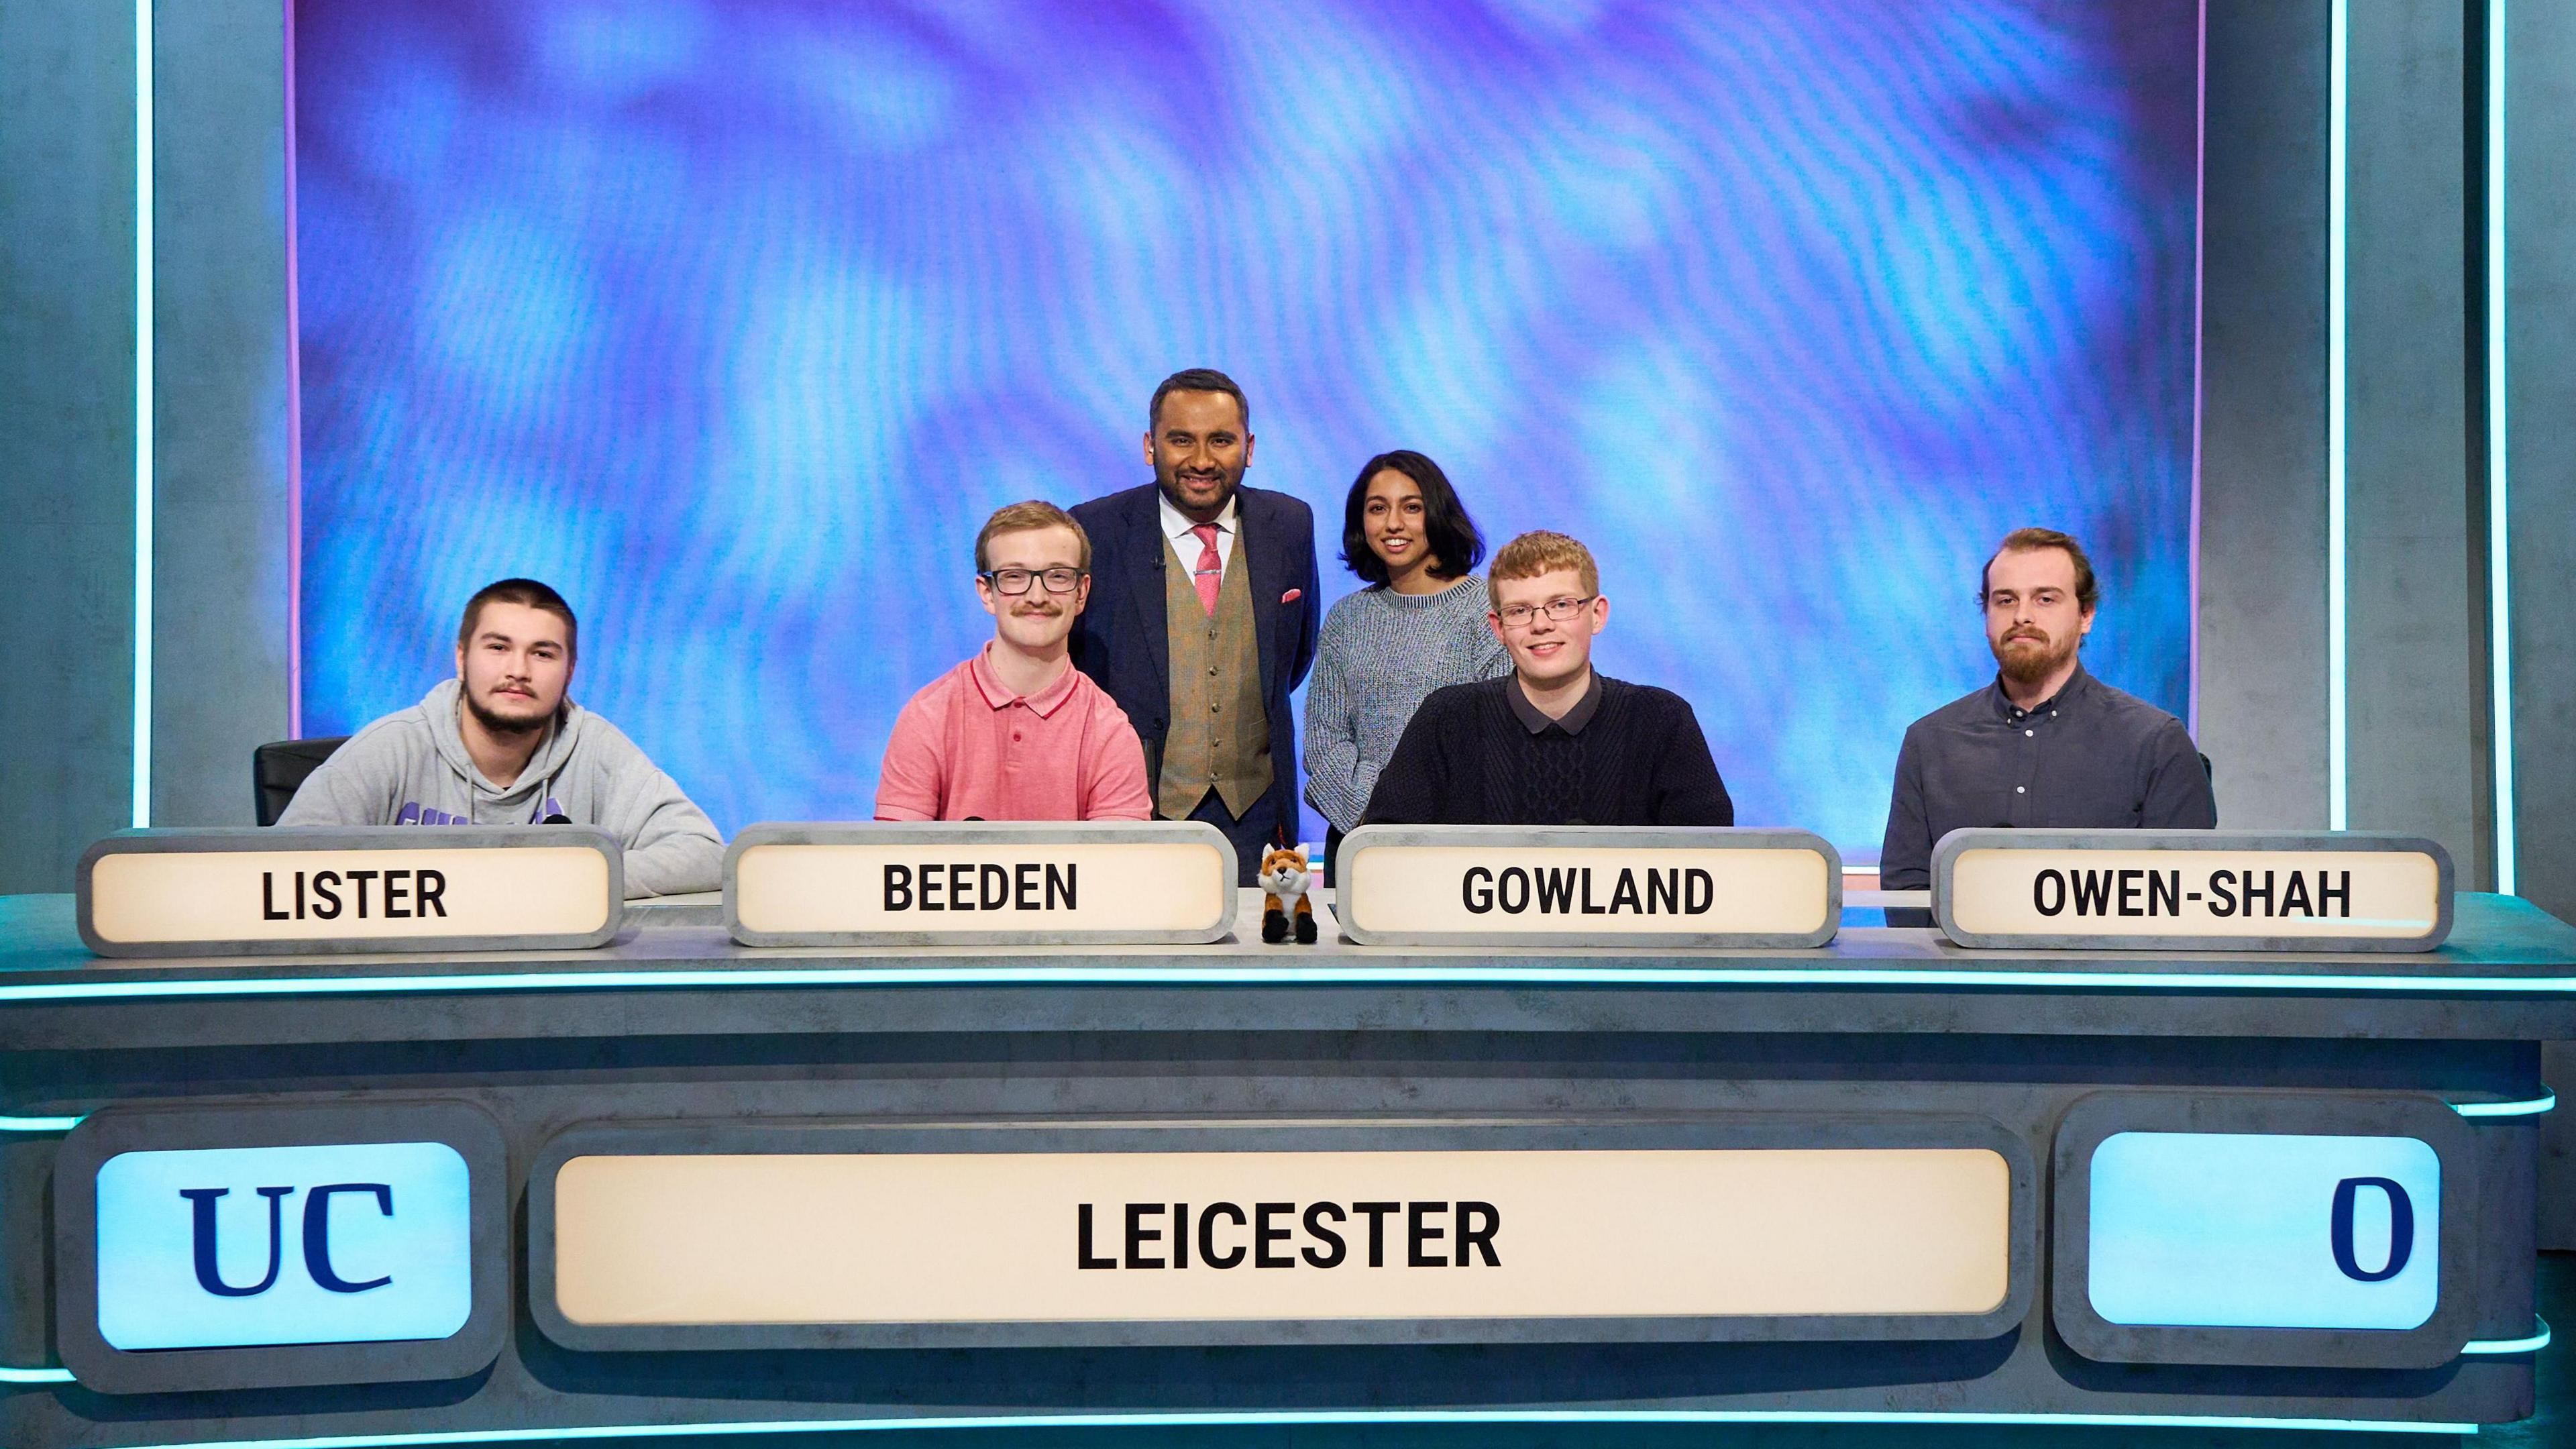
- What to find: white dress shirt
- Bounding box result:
[1157,489,1240,586]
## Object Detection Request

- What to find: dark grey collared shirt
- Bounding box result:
[1878,665,2216,892]
[1506,671,1603,736]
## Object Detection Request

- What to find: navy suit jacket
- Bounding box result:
[1069,482,1322,834]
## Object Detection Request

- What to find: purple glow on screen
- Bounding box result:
[292,0,2201,854]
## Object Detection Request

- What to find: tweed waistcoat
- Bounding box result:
[1159,529,1271,820]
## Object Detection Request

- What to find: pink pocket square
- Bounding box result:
[1281,588,1303,604]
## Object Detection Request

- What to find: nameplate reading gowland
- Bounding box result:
[539,1144,2012,1348]
[1933,830,2453,952]
[76,826,623,958]
[724,822,1237,947]
[1334,826,1841,948]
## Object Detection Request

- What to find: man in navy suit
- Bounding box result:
[1070,368,1320,883]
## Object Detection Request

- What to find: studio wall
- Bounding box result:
[3,1,2566,912]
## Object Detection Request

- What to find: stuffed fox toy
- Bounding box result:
[1257,845,1318,944]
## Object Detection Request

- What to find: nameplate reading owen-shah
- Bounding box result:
[1933,830,2452,952]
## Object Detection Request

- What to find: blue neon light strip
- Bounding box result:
[7,1093,2544,1128]
[93,1407,2478,1447]
[129,0,154,828]
[0,1114,83,1132]
[0,1093,2542,1125]
[2462,1316,2550,1356]
[2325,0,2349,832]
[2454,1091,2554,1119]
[13,962,2576,1007]
[2487,0,2516,896]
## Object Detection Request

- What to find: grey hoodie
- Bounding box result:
[278,680,725,898]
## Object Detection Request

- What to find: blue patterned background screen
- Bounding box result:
[294,0,2200,856]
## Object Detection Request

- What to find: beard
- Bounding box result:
[1992,628,2078,685]
[1155,460,1241,517]
[465,689,554,737]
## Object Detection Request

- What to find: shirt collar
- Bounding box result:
[1990,661,2092,722]
[970,642,1081,718]
[1509,670,1602,736]
[1158,488,1239,547]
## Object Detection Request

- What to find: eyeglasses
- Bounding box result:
[1495,595,1596,629]
[981,567,1087,595]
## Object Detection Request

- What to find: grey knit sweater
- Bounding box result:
[1302,576,1511,833]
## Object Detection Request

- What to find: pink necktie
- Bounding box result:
[1190,524,1222,616]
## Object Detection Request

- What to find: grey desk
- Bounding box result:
[3,888,2574,1444]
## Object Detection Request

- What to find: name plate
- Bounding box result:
[1334,826,1841,947]
[2050,1092,2474,1368]
[53,1100,509,1394]
[529,1118,2027,1349]
[724,822,1237,946]
[1931,830,2453,951]
[76,826,623,957]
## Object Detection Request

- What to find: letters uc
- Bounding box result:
[183,1181,397,1297]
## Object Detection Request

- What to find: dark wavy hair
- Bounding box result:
[1339,451,1485,588]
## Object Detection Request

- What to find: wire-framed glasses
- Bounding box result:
[1495,594,1596,629]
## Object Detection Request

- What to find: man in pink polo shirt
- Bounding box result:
[875,502,1153,821]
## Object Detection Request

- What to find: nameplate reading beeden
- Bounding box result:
[725,821,1237,946]
[1933,830,2452,951]
[76,826,623,957]
[1334,826,1841,948]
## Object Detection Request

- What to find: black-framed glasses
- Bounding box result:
[981,567,1087,595]
[1495,594,1596,629]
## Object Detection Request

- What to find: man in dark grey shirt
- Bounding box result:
[1879,528,2215,909]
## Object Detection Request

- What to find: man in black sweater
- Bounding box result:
[1360,531,1733,827]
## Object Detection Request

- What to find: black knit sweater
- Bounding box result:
[1358,674,1734,827]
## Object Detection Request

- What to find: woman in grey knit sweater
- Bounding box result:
[1304,451,1510,879]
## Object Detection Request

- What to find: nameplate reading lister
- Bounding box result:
[77,826,623,958]
[1334,826,1841,947]
[726,822,1236,946]
[1933,830,2453,952]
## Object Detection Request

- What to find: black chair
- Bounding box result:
[253,737,350,826]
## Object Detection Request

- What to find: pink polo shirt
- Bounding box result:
[874,645,1152,822]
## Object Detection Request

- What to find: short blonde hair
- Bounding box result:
[1487,530,1599,608]
[975,500,1091,572]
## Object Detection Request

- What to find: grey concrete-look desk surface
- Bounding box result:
[2,889,2573,1444]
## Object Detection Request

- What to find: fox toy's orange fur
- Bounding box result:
[1257,846,1318,944]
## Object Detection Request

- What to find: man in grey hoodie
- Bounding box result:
[280,578,725,898]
